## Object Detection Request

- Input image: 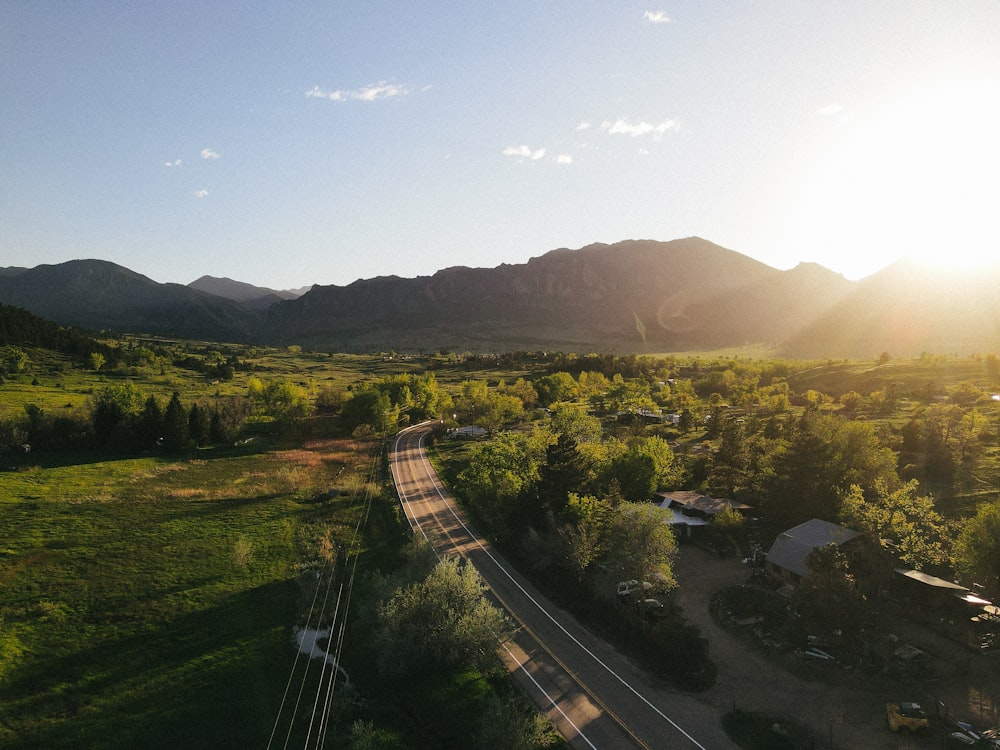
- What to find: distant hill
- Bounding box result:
[0,260,260,342]
[780,260,1000,359]
[261,238,855,353]
[0,303,108,361]
[4,242,1000,357]
[187,276,307,310]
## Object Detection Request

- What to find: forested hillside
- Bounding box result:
[0,303,110,362]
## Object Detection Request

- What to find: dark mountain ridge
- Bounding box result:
[187,275,307,309]
[4,240,999,358]
[261,238,854,352]
[0,260,260,342]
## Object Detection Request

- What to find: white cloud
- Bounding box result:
[194,189,209,198]
[817,103,844,117]
[576,121,591,131]
[306,81,407,103]
[503,145,546,161]
[306,86,345,102]
[200,148,220,160]
[163,159,182,168]
[601,118,678,137]
[644,10,673,24]
[556,154,573,165]
[359,82,405,101]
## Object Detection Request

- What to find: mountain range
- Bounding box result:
[2,238,998,358]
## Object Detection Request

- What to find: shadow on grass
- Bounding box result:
[0,579,302,750]
[8,440,271,472]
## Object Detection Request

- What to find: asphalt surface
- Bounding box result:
[390,423,738,750]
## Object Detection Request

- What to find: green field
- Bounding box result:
[4,338,1000,748]
[0,414,388,747]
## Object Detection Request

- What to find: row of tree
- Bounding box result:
[1,375,311,455]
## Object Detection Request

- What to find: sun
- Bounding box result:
[791,77,1000,278]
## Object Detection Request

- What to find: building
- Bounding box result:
[656,491,752,539]
[765,518,861,586]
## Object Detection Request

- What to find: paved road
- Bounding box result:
[390,423,737,750]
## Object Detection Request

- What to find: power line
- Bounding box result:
[312,439,383,748]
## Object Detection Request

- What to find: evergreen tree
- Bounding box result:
[210,407,227,444]
[707,417,751,498]
[188,402,211,447]
[92,382,144,450]
[535,433,589,521]
[137,395,163,451]
[162,392,190,453]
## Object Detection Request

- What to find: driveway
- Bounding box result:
[673,544,956,749]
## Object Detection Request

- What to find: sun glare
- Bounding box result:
[792,78,1000,278]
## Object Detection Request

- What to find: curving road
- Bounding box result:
[390,422,737,750]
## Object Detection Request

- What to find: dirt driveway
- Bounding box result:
[672,544,997,749]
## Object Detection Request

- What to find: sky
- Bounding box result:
[2,2,999,290]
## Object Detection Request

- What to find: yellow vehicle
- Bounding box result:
[887,702,930,732]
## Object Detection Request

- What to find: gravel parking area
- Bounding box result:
[672,544,1000,749]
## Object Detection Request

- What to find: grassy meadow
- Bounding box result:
[0,433,396,749]
[0,342,406,749]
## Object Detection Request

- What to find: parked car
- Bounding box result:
[616,579,652,602]
[948,732,978,748]
[946,731,1000,749]
[887,701,930,732]
[636,598,666,620]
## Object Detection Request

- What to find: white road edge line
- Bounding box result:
[390,429,599,750]
[401,423,709,750]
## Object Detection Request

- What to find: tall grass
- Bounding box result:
[0,433,383,748]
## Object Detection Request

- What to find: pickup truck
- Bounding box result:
[887,702,930,732]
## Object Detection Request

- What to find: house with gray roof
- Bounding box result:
[765,518,861,586]
[656,491,752,539]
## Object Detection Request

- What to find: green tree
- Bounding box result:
[707,417,751,497]
[92,382,144,449]
[188,402,212,447]
[499,377,539,410]
[793,544,866,638]
[479,392,525,433]
[578,370,611,400]
[630,436,677,488]
[162,392,190,453]
[550,406,603,443]
[606,374,657,416]
[535,433,590,521]
[1,347,29,376]
[534,371,579,407]
[455,379,489,427]
[459,429,552,534]
[375,558,512,679]
[604,450,656,503]
[254,378,310,423]
[0,416,28,455]
[349,720,402,750]
[763,413,897,531]
[840,480,947,570]
[839,391,863,410]
[558,493,612,581]
[474,692,556,750]
[341,388,395,433]
[315,385,348,414]
[953,501,1000,598]
[603,502,678,590]
[136,395,163,450]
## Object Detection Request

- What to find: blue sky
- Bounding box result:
[3,2,999,290]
